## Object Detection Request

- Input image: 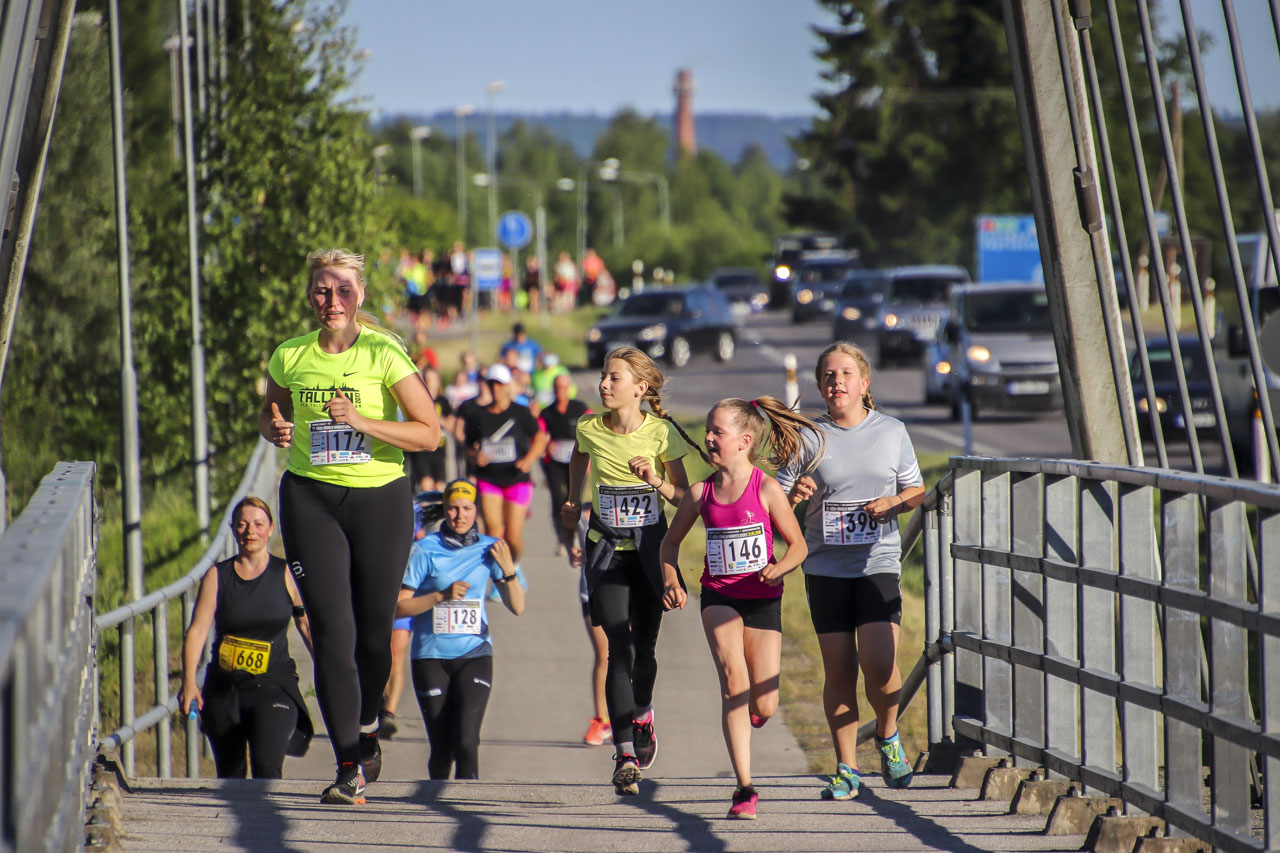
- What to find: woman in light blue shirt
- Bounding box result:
[396,479,524,779]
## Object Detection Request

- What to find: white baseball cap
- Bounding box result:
[484,364,513,384]
[543,353,560,367]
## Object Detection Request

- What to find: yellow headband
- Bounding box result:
[443,479,478,504]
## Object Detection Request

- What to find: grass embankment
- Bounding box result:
[671,425,950,775]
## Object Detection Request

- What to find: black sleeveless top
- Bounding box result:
[211,555,294,683]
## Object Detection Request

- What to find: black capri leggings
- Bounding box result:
[278,471,412,766]
[411,655,494,779]
[542,460,570,539]
[587,550,664,747]
[204,683,298,779]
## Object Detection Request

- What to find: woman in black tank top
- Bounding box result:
[180,497,314,778]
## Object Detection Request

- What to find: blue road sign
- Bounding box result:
[472,248,502,291]
[976,214,1043,283]
[497,210,533,250]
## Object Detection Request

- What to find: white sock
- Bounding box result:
[359,720,379,735]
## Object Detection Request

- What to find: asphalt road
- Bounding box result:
[573,310,1075,461]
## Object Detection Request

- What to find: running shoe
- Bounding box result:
[583,717,612,746]
[876,731,914,788]
[820,763,859,800]
[727,786,758,819]
[750,713,768,729]
[612,753,641,795]
[633,710,657,770]
[359,731,382,783]
[320,763,366,805]
[378,710,398,740]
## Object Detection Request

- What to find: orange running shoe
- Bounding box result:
[584,717,612,746]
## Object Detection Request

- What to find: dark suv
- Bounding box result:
[586,286,737,368]
[790,253,862,323]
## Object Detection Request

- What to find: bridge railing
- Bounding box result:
[0,462,96,853]
[921,455,1275,852]
[94,438,277,779]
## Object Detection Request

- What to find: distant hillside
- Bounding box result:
[382,111,811,171]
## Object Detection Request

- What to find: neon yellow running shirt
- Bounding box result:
[268,326,418,487]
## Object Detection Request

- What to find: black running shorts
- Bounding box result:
[803,572,902,634]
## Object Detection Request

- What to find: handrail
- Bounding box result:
[930,456,1275,853]
[0,462,96,853]
[95,438,278,778]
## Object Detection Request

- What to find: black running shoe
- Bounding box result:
[378,710,398,740]
[633,711,657,770]
[612,753,641,795]
[359,731,382,783]
[320,763,366,804]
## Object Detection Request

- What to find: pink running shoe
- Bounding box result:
[750,713,767,729]
[728,786,758,819]
[583,717,612,746]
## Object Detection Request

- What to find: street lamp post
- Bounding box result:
[372,144,391,190]
[410,125,432,199]
[574,158,618,272]
[600,166,671,232]
[485,80,506,246]
[455,104,475,242]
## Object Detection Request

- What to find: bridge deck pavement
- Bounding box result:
[117,487,1082,851]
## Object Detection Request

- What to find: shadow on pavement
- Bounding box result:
[626,779,728,853]
[213,779,309,853]
[413,780,490,852]
[858,784,998,853]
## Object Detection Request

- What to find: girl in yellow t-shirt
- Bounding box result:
[560,347,707,795]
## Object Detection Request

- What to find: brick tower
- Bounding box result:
[673,68,696,157]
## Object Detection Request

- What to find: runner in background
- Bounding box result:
[777,342,925,800]
[660,397,822,819]
[530,352,572,410]
[560,346,702,795]
[397,480,525,779]
[457,364,548,584]
[260,249,440,805]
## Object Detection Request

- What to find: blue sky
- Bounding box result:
[338,1,1280,119]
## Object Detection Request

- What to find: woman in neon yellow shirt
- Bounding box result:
[259,249,440,805]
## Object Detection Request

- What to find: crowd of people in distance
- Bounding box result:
[179,246,926,820]
[380,243,618,334]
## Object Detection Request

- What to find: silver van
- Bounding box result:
[937,282,1061,420]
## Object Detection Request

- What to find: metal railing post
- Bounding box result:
[1260,508,1280,850]
[923,500,942,746]
[1079,479,1118,793]
[939,494,955,742]
[1161,492,1201,830]
[1117,483,1159,806]
[981,471,1012,755]
[121,621,135,777]
[1207,499,1251,833]
[1010,472,1045,766]
[952,468,983,738]
[154,604,171,778]
[1043,474,1079,767]
[184,588,199,777]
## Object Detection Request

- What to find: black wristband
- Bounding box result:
[291,605,306,618]
[495,574,517,584]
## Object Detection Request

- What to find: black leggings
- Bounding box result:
[411,656,494,779]
[278,471,412,766]
[205,685,297,779]
[542,460,570,541]
[587,551,664,746]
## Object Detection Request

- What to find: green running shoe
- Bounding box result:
[820,763,859,800]
[876,731,914,788]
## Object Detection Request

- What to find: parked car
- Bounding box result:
[938,282,1062,420]
[833,265,969,365]
[922,337,952,406]
[791,252,861,323]
[710,267,770,315]
[585,285,737,368]
[1130,335,1254,458]
[769,232,845,306]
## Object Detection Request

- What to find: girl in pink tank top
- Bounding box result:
[659,396,824,819]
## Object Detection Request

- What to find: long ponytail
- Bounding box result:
[605,347,711,465]
[714,396,825,474]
